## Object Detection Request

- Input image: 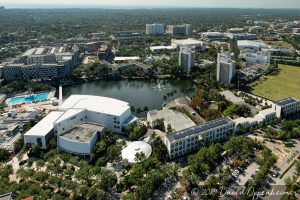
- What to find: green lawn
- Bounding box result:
[252,64,300,101]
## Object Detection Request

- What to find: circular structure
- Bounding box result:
[121,141,152,163]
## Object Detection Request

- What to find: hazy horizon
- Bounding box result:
[1,0,300,9]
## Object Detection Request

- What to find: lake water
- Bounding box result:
[62,79,195,111]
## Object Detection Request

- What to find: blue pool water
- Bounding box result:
[8,93,49,105]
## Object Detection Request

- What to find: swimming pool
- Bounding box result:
[7,93,50,105]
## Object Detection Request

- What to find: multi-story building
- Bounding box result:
[248,26,265,34]
[1,46,79,81]
[179,46,195,72]
[272,97,300,118]
[165,117,235,159]
[216,52,236,85]
[239,49,271,66]
[147,109,196,133]
[24,95,138,155]
[146,23,165,35]
[226,33,257,40]
[1,63,23,80]
[227,28,245,33]
[234,108,276,130]
[237,40,268,51]
[201,32,226,41]
[171,38,205,51]
[166,24,191,36]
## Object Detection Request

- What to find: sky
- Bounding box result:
[1,0,300,9]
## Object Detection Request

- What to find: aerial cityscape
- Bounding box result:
[0,1,300,200]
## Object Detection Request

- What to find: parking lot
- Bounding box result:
[235,162,260,186]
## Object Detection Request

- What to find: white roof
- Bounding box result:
[172,38,203,47]
[114,56,140,61]
[121,141,152,163]
[150,46,175,50]
[22,48,36,56]
[24,111,64,136]
[148,109,196,132]
[237,40,268,49]
[55,108,86,124]
[59,95,130,116]
[258,108,276,116]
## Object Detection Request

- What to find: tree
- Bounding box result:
[201,109,222,121]
[98,169,117,191]
[0,148,10,162]
[224,104,251,118]
[107,145,121,159]
[0,164,13,179]
[134,152,146,162]
[36,159,45,171]
[151,136,167,161]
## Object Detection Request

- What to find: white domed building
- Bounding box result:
[121,141,152,163]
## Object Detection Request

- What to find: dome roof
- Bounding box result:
[121,141,152,163]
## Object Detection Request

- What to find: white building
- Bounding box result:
[237,40,268,51]
[24,111,64,149]
[171,38,204,51]
[239,49,271,66]
[57,122,103,155]
[217,52,236,85]
[147,109,196,133]
[165,117,235,159]
[201,32,226,41]
[248,26,265,34]
[146,23,165,35]
[166,24,191,36]
[179,46,195,72]
[272,97,300,118]
[121,141,152,163]
[24,95,138,155]
[227,28,245,33]
[234,108,276,130]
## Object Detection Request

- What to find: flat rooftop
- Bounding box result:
[149,109,196,132]
[237,40,268,49]
[275,97,299,106]
[24,111,64,137]
[171,38,203,46]
[60,123,104,143]
[167,117,234,142]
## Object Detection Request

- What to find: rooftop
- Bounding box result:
[275,97,299,106]
[237,40,268,49]
[59,95,130,116]
[258,108,276,116]
[55,108,86,124]
[24,112,64,137]
[148,109,196,132]
[121,141,152,163]
[167,117,234,142]
[59,123,103,143]
[171,38,203,46]
[0,192,12,200]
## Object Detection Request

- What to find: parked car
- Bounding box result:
[272,171,280,178]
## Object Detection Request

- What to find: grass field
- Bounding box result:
[252,64,300,100]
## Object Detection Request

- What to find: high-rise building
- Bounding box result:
[146,23,165,35]
[166,24,191,36]
[179,46,195,72]
[217,52,236,85]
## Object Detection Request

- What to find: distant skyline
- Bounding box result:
[1,0,300,9]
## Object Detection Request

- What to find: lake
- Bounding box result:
[62,79,195,112]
